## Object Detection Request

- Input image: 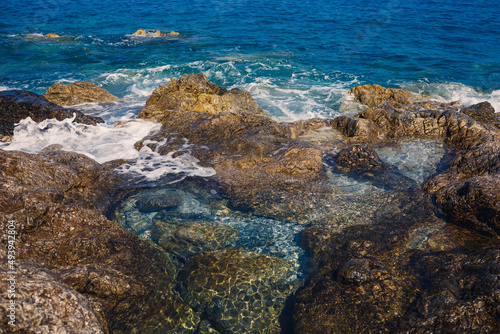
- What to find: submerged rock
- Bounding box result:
[44,81,119,106]
[177,248,296,333]
[0,90,104,140]
[324,145,417,190]
[0,150,199,333]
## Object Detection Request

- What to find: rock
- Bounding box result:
[328,116,382,142]
[324,145,417,190]
[0,149,199,333]
[177,248,296,333]
[168,31,180,35]
[0,263,105,334]
[44,33,60,38]
[151,211,238,259]
[337,259,373,286]
[460,101,500,130]
[294,189,500,333]
[132,28,147,36]
[135,189,184,212]
[137,73,267,122]
[0,90,104,138]
[44,81,119,106]
[348,84,414,108]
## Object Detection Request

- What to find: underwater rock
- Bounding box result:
[324,145,417,190]
[44,81,119,106]
[0,90,104,139]
[137,73,267,122]
[177,248,296,333]
[348,84,414,108]
[151,211,238,259]
[43,33,60,38]
[460,101,500,130]
[294,188,500,333]
[0,263,105,334]
[0,149,199,333]
[135,189,184,212]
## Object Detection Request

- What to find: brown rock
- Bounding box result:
[460,101,500,130]
[137,73,267,122]
[0,150,199,333]
[132,28,147,36]
[328,116,382,141]
[43,33,60,38]
[348,84,414,108]
[0,90,104,138]
[44,81,119,106]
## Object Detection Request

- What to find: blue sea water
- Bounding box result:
[1,0,499,121]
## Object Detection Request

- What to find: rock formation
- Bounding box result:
[43,33,60,38]
[0,150,199,333]
[0,90,103,141]
[44,81,119,106]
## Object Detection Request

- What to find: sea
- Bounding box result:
[0,0,499,330]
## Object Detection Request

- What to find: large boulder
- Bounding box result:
[0,149,199,333]
[460,101,500,130]
[0,90,103,141]
[44,81,119,106]
[348,84,414,108]
[137,73,267,122]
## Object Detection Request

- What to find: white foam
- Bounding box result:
[114,138,216,184]
[401,81,500,113]
[2,116,160,163]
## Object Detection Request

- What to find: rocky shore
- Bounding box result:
[0,75,498,333]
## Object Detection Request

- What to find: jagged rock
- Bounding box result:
[177,248,296,333]
[44,33,60,38]
[0,90,104,139]
[0,263,106,334]
[348,84,414,108]
[44,81,119,106]
[460,101,500,130]
[137,73,267,122]
[0,150,199,333]
[328,116,382,141]
[168,31,180,36]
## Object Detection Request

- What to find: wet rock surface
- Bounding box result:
[0,149,199,333]
[0,90,104,141]
[44,81,119,106]
[137,73,267,122]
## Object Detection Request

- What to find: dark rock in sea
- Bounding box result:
[137,73,267,122]
[324,145,417,190]
[177,247,296,333]
[44,81,119,106]
[0,90,104,140]
[337,259,373,286]
[135,189,184,212]
[0,149,199,333]
[460,101,500,130]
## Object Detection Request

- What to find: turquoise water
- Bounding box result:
[1,0,499,121]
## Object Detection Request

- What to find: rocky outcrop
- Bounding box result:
[0,90,103,141]
[137,73,267,122]
[0,149,199,333]
[348,84,414,108]
[132,28,166,37]
[43,33,60,38]
[460,101,500,130]
[44,81,119,106]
